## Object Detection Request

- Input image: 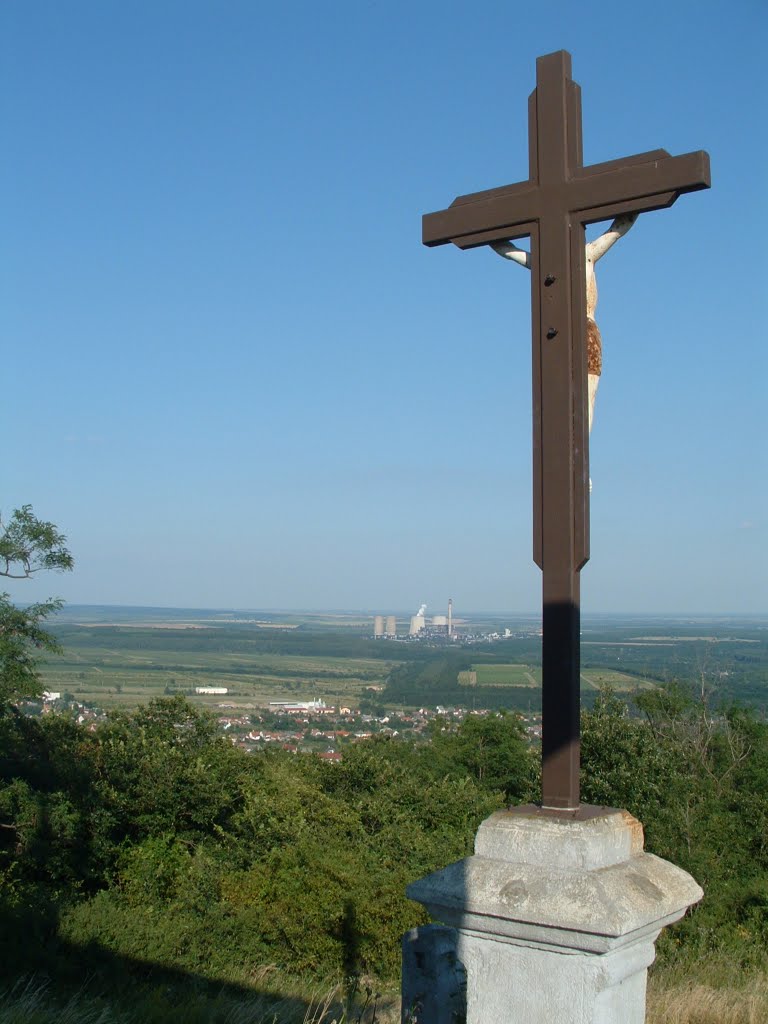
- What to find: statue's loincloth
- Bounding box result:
[587,317,602,376]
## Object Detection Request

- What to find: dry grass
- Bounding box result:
[646,974,768,1024]
[0,977,400,1024]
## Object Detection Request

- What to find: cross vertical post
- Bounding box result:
[421,50,710,810]
[530,53,588,808]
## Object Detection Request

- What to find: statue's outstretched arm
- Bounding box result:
[491,240,531,269]
[585,212,638,264]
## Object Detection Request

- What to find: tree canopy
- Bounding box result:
[0,505,72,703]
[0,505,73,579]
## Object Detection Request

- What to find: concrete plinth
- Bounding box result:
[402,805,702,1024]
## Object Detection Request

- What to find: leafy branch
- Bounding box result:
[0,505,73,704]
[0,505,73,579]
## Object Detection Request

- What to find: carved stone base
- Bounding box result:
[402,806,702,1024]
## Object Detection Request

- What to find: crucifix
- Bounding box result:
[423,50,710,810]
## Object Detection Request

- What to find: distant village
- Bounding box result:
[23,691,543,761]
[18,599,546,756]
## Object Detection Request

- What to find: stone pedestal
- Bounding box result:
[402,805,702,1024]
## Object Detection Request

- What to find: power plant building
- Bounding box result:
[409,603,427,635]
[374,602,454,639]
[374,614,398,637]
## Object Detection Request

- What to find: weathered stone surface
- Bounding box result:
[474,805,644,869]
[408,850,699,954]
[456,930,653,1024]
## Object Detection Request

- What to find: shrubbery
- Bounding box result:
[0,689,765,997]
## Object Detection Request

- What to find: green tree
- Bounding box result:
[91,696,245,843]
[0,506,73,579]
[0,506,73,703]
[429,711,537,802]
[581,686,768,971]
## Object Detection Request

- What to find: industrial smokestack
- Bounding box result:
[448,598,453,636]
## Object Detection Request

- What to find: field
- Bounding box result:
[38,606,768,713]
[39,638,397,709]
[459,663,658,692]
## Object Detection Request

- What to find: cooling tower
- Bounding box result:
[385,615,397,636]
[409,615,425,635]
[374,615,385,637]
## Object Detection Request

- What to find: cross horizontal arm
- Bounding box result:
[582,192,679,227]
[445,156,681,248]
[441,191,680,251]
[577,148,671,179]
[449,190,683,250]
[570,149,711,217]
[422,149,710,249]
[450,222,538,251]
[423,183,538,247]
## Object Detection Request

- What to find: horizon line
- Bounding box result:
[48,602,768,620]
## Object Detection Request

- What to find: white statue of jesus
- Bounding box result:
[491,212,637,435]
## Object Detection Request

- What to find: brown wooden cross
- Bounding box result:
[422,50,710,810]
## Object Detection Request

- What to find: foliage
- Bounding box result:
[0,696,503,987]
[0,686,766,1013]
[428,711,538,802]
[0,505,72,704]
[582,686,768,972]
[0,506,73,580]
[0,596,65,703]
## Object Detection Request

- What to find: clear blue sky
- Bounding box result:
[2,1,766,615]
